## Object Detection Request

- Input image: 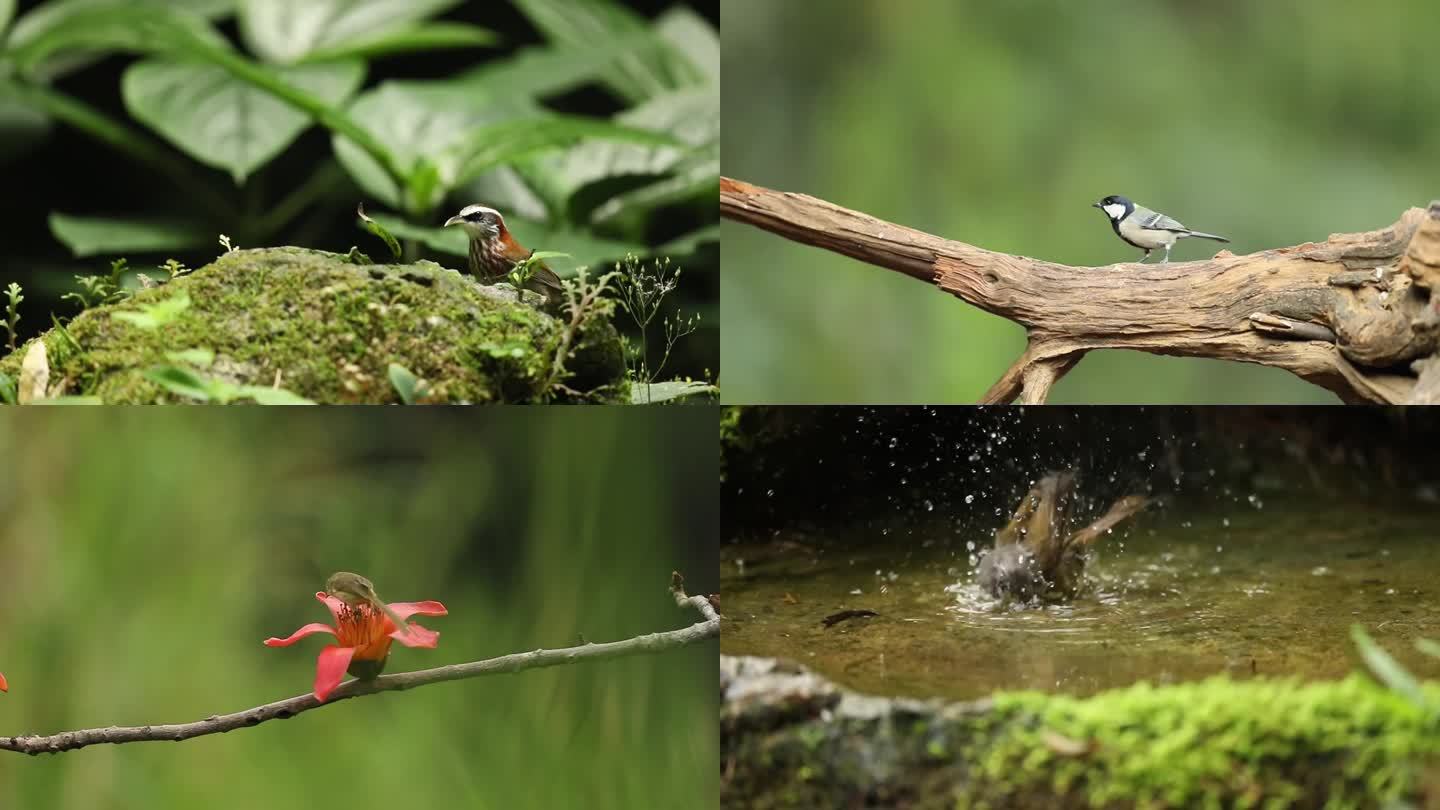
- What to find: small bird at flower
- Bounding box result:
[443,204,564,304]
[265,591,447,702]
[325,571,411,638]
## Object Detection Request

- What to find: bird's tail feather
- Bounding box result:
[1184,230,1229,243]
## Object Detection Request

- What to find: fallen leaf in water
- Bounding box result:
[782,593,799,605]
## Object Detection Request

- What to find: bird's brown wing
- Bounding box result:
[1066,495,1150,549]
[531,262,565,292]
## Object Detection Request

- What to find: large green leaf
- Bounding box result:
[445,115,684,192]
[0,0,16,39]
[49,212,214,256]
[519,87,718,223]
[123,57,365,183]
[296,22,497,64]
[656,224,719,258]
[332,81,539,211]
[7,1,231,77]
[238,0,459,64]
[630,380,717,404]
[456,35,655,100]
[0,86,52,165]
[510,0,697,102]
[365,210,645,274]
[655,6,718,86]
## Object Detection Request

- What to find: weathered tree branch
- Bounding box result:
[0,574,718,755]
[721,176,1440,403]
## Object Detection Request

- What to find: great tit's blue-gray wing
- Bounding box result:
[1130,204,1190,232]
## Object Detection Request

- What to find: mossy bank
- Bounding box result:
[0,247,626,403]
[722,655,1440,809]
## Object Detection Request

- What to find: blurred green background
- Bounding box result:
[721,0,1439,404]
[0,409,716,808]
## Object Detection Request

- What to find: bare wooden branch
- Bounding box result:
[0,574,718,755]
[722,177,1440,404]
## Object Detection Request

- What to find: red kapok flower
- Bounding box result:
[265,592,447,702]
[0,671,7,692]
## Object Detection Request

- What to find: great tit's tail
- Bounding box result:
[1184,230,1229,243]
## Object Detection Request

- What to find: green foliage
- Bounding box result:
[1352,625,1430,710]
[4,281,22,351]
[628,380,716,404]
[2,0,716,277]
[143,361,315,404]
[356,203,402,261]
[614,255,701,400]
[121,57,366,183]
[49,211,213,256]
[387,362,429,404]
[111,290,191,330]
[509,250,570,292]
[62,257,133,310]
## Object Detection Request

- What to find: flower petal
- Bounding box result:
[314,645,356,702]
[390,621,440,648]
[387,600,448,620]
[264,622,338,647]
[315,591,348,622]
[0,671,7,692]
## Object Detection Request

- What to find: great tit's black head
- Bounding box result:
[1093,195,1133,222]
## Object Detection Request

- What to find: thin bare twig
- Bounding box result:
[0,574,717,755]
[722,176,1440,404]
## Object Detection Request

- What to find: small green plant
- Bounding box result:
[387,363,430,404]
[545,266,621,398]
[62,258,133,310]
[218,234,239,253]
[111,291,191,330]
[509,251,571,294]
[356,205,401,261]
[4,282,23,351]
[144,353,314,405]
[162,258,193,280]
[614,255,700,402]
[1350,624,1439,710]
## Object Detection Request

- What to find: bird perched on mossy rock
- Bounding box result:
[444,204,564,305]
[976,470,1151,602]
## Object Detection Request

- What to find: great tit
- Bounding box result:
[1092,195,1229,264]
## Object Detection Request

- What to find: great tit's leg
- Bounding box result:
[1162,244,1172,264]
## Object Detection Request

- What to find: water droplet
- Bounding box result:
[765,489,774,498]
[965,494,975,504]
[1221,518,1230,528]
[1311,566,1330,576]
[924,499,934,511]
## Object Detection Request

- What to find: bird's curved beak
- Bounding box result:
[443,215,463,228]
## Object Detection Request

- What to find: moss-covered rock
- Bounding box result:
[0,247,627,403]
[721,655,1440,809]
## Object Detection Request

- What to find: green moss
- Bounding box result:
[968,676,1440,808]
[722,657,1440,809]
[0,248,626,403]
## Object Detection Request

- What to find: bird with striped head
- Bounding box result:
[443,204,563,304]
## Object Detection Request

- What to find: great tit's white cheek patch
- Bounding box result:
[1102,203,1127,220]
